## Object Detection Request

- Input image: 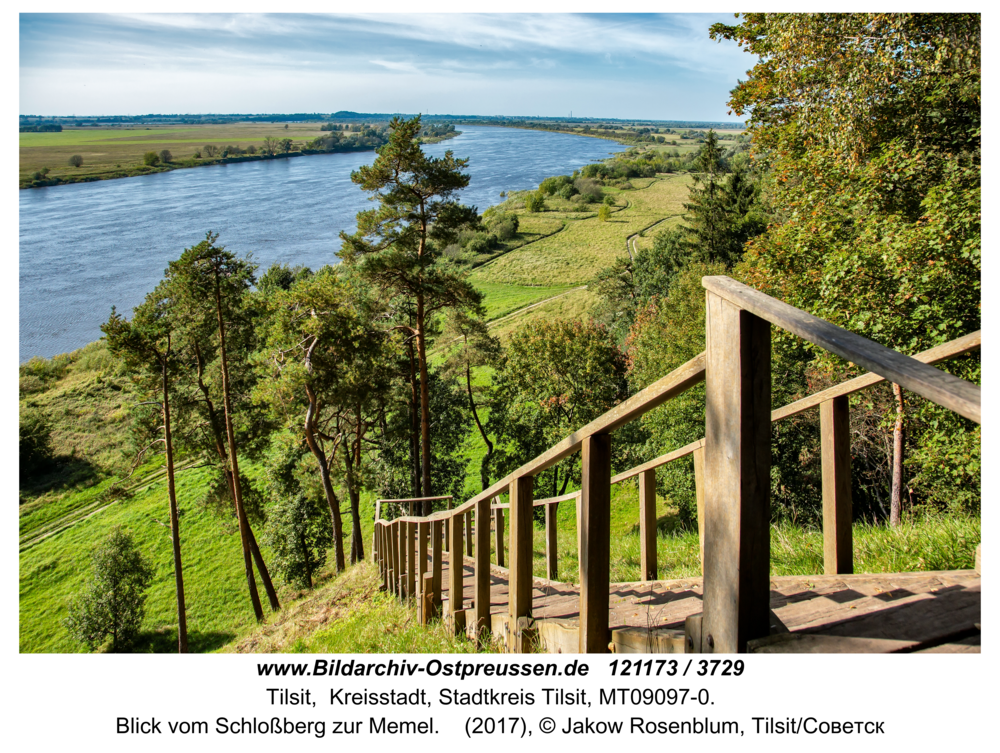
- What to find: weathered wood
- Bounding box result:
[390,522,400,597]
[405,521,416,599]
[448,514,464,614]
[420,573,434,625]
[579,433,612,654]
[693,445,706,572]
[533,490,581,506]
[475,495,492,637]
[638,469,657,581]
[513,616,538,653]
[417,520,429,599]
[508,475,534,650]
[821,396,853,575]
[611,439,705,485]
[494,506,505,568]
[703,276,980,423]
[771,330,981,422]
[702,292,772,653]
[975,545,981,575]
[430,520,443,616]
[684,613,703,653]
[748,633,916,654]
[465,510,473,557]
[545,501,559,581]
[613,628,686,654]
[450,608,467,637]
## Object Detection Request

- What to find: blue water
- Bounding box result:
[19,126,625,361]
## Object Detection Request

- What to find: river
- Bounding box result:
[19,126,626,361]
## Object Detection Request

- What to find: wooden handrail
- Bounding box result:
[702,276,981,423]
[611,439,705,484]
[771,330,981,421]
[382,352,707,525]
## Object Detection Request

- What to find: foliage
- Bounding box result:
[143,151,160,167]
[714,13,981,515]
[524,192,546,213]
[488,318,628,499]
[597,204,611,222]
[63,526,154,652]
[159,149,172,163]
[68,154,83,167]
[19,404,54,478]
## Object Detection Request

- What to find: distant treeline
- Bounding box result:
[20,124,62,132]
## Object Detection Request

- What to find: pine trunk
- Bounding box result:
[161,355,188,653]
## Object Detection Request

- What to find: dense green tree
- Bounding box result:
[256,267,392,570]
[19,404,53,478]
[442,310,501,491]
[340,115,482,513]
[102,284,188,653]
[488,319,628,501]
[713,13,981,522]
[64,526,154,652]
[166,233,277,619]
[143,152,160,167]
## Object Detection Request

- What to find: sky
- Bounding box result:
[19,13,754,121]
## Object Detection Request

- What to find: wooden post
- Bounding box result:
[397,521,406,597]
[448,512,464,615]
[494,505,505,568]
[693,446,706,573]
[639,468,657,581]
[821,396,853,575]
[418,520,429,600]
[405,521,416,600]
[545,501,558,581]
[508,475,534,651]
[421,573,435,625]
[475,495,491,638]
[430,520,443,617]
[465,510,474,557]
[579,434,612,654]
[702,291,771,653]
[390,521,400,597]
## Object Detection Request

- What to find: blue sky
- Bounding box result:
[19,13,753,120]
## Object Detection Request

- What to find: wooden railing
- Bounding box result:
[372,276,981,654]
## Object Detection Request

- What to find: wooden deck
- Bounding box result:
[439,553,981,654]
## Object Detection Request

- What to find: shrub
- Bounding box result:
[485,211,519,241]
[143,152,160,166]
[598,204,612,222]
[68,155,83,168]
[158,149,172,163]
[64,526,154,652]
[524,192,546,213]
[19,404,54,477]
[202,144,218,158]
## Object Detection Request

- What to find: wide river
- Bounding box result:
[19,126,626,361]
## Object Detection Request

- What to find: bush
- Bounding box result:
[598,205,611,222]
[484,211,519,241]
[158,149,172,163]
[64,526,154,652]
[202,145,218,158]
[524,192,546,213]
[19,405,54,477]
[143,152,160,166]
[68,155,83,168]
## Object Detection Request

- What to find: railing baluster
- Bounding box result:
[821,396,854,575]
[702,291,771,653]
[465,510,474,557]
[639,468,657,581]
[448,512,464,618]
[508,475,534,652]
[430,519,443,618]
[545,500,558,581]
[579,434,612,653]
[475,495,491,639]
[693,445,706,573]
[405,521,416,601]
[494,504,505,568]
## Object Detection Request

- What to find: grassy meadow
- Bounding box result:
[20,122,340,186]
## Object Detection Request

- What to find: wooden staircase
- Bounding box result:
[373,276,981,653]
